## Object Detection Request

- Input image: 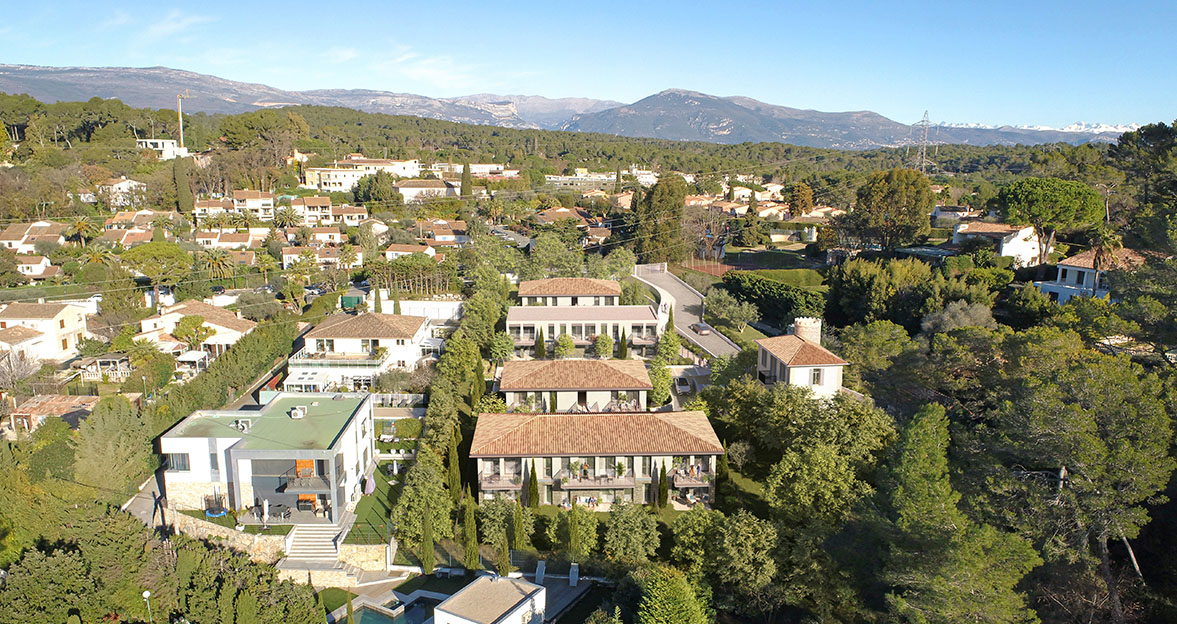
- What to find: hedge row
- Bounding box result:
[721,270,827,325]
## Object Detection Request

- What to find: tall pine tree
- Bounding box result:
[463,487,480,571]
[885,404,1040,624]
[461,161,474,198]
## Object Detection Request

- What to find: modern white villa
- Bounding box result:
[434,576,546,624]
[470,410,722,506]
[499,359,652,412]
[1034,247,1145,304]
[160,392,376,523]
[755,317,847,398]
[284,313,438,392]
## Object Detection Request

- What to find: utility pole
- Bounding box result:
[175,89,189,147]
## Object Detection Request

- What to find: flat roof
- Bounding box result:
[436,576,544,624]
[165,392,366,451]
[506,305,657,323]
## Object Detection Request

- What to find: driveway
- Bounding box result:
[635,265,739,358]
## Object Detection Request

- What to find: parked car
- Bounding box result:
[674,377,691,394]
[210,285,225,294]
[690,322,712,335]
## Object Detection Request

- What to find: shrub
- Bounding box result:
[721,270,826,325]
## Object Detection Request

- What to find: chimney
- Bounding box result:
[791,317,822,345]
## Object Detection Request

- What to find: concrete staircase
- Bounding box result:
[284,525,340,564]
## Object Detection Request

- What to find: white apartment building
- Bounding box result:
[15,255,59,282]
[284,313,436,392]
[301,154,422,192]
[394,179,459,203]
[290,196,333,226]
[0,302,89,362]
[517,278,621,306]
[281,246,364,269]
[194,199,234,221]
[1034,247,1145,304]
[0,221,67,255]
[499,359,652,413]
[755,318,847,398]
[506,305,662,357]
[429,162,507,177]
[160,392,375,523]
[233,190,275,221]
[137,138,190,160]
[471,410,722,506]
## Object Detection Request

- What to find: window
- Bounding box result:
[164,453,190,471]
[544,457,553,477]
[810,368,823,385]
[209,453,218,470]
[641,456,651,477]
[62,339,68,350]
[361,339,375,352]
[59,319,65,329]
[396,339,406,346]
[760,348,767,367]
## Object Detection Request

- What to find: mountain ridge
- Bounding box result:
[0,64,1128,149]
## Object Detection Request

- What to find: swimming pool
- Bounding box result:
[355,597,442,624]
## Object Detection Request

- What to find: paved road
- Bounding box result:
[123,468,168,530]
[635,266,740,358]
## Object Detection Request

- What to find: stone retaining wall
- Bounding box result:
[339,543,387,571]
[169,508,285,564]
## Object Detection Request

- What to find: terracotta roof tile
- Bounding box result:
[470,411,722,457]
[0,302,73,320]
[147,300,257,334]
[1058,247,1146,270]
[304,313,426,340]
[0,325,43,343]
[517,278,621,297]
[756,334,847,367]
[500,359,652,391]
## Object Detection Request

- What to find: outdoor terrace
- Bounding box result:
[289,346,388,368]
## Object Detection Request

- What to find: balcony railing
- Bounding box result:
[479,472,523,490]
[672,471,712,488]
[289,347,388,368]
[283,475,332,493]
[556,470,636,490]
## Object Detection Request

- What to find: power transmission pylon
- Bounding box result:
[910,111,936,174]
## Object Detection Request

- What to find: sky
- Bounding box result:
[0,0,1173,127]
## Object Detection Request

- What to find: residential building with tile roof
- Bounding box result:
[1035,247,1146,304]
[137,300,257,357]
[506,304,662,358]
[0,301,89,362]
[952,221,1046,268]
[755,317,847,398]
[470,410,722,505]
[517,278,621,305]
[499,359,652,412]
[285,313,438,392]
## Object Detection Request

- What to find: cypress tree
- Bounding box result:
[535,328,546,358]
[496,530,512,575]
[373,278,382,313]
[568,501,582,560]
[512,499,527,549]
[392,283,402,314]
[614,165,622,193]
[421,500,435,574]
[345,594,355,624]
[447,425,462,504]
[461,161,474,198]
[463,487,480,571]
[618,328,629,359]
[236,590,259,624]
[174,158,194,213]
[470,357,484,409]
[218,585,237,624]
[631,185,643,213]
[658,463,669,508]
[716,441,730,500]
[527,459,540,508]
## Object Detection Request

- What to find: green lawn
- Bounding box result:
[177,509,293,535]
[393,573,473,596]
[317,588,356,613]
[718,469,772,519]
[344,462,399,544]
[725,248,814,269]
[752,268,826,289]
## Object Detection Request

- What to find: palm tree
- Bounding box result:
[80,245,116,266]
[150,215,175,235]
[230,212,251,232]
[67,216,100,246]
[256,253,279,284]
[1089,224,1124,296]
[200,249,235,281]
[273,206,300,229]
[201,213,224,231]
[127,339,161,367]
[338,245,358,270]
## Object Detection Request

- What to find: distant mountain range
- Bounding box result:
[0,64,1132,149]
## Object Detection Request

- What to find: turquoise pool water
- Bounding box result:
[354,598,441,624]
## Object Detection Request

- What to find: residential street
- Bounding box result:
[635,264,740,357]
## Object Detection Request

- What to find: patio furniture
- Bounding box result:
[297,499,314,512]
[270,504,291,520]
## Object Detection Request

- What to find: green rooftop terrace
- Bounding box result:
[166,393,367,451]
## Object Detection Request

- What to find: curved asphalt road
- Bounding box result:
[635,265,740,358]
